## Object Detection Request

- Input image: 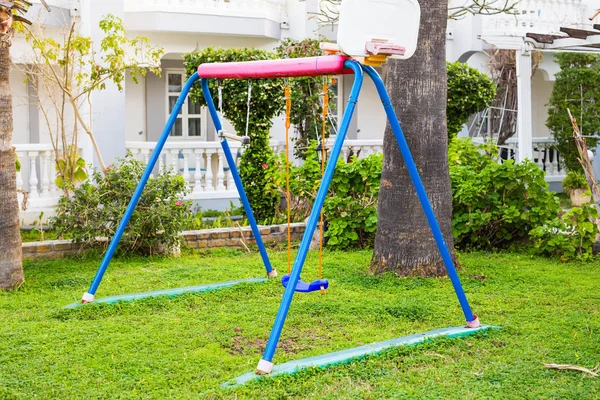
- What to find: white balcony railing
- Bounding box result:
[472,137,566,181]
[481,0,589,36]
[125,0,288,22]
[126,140,286,200]
[330,139,384,162]
[14,137,565,216]
[14,144,61,212]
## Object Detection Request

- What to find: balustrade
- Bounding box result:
[481,0,588,36]
[125,0,287,21]
[14,144,61,212]
[12,136,566,218]
[126,140,288,199]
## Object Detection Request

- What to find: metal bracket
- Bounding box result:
[218,130,250,145]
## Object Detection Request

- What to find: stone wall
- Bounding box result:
[22,223,307,261]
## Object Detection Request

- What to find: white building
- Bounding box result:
[11,0,600,223]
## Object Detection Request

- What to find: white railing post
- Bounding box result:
[27,151,39,198]
[49,151,59,196]
[216,150,226,191]
[193,149,205,194]
[205,148,215,192]
[181,149,192,185]
[40,151,51,196]
[226,144,237,191]
[141,148,153,178]
[169,148,179,175]
[158,152,165,173]
[550,147,559,176]
[536,146,545,171]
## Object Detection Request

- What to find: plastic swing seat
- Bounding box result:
[281,274,329,293]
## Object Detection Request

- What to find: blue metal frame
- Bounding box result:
[84,58,477,371]
[84,72,273,300]
[261,60,365,363]
[257,61,477,367]
[362,65,475,322]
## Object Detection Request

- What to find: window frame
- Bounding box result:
[165,68,208,140]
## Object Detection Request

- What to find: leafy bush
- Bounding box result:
[447,61,496,139]
[52,156,192,255]
[323,153,382,249]
[530,203,599,261]
[547,52,600,172]
[448,137,498,169]
[270,142,381,249]
[183,47,283,220]
[562,170,588,192]
[450,138,561,250]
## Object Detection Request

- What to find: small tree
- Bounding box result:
[184,47,283,220]
[547,52,600,172]
[275,38,337,158]
[446,61,496,139]
[0,0,50,289]
[18,14,163,191]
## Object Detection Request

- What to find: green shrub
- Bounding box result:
[271,142,381,249]
[447,61,496,139]
[530,203,599,261]
[450,139,561,250]
[448,137,497,169]
[52,156,192,255]
[323,153,382,249]
[562,170,588,192]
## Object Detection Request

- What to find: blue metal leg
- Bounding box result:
[257,61,365,372]
[83,73,201,302]
[362,65,476,324]
[201,78,274,276]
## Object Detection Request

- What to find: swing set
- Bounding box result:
[65,0,495,386]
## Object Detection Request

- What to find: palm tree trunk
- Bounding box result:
[370,0,456,276]
[0,26,24,289]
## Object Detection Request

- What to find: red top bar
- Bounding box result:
[197,55,353,79]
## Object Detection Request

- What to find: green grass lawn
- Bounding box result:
[1,249,599,399]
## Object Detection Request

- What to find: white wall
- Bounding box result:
[10,68,30,144]
[130,31,280,58]
[80,0,127,167]
[531,71,553,138]
[125,74,146,141]
[356,76,386,140]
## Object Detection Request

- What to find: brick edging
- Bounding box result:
[22,223,307,260]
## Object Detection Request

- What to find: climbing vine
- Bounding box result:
[183,47,284,220]
[447,61,496,139]
[275,38,337,158]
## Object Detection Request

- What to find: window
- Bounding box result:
[166,70,207,140]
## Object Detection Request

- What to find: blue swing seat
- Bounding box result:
[281,274,329,293]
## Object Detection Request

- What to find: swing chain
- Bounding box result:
[245,80,252,138]
[217,80,223,120]
[318,79,331,293]
[217,80,251,145]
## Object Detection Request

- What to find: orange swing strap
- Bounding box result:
[318,80,331,282]
[284,79,332,291]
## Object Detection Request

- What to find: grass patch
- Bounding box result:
[0,250,599,399]
[20,228,64,243]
